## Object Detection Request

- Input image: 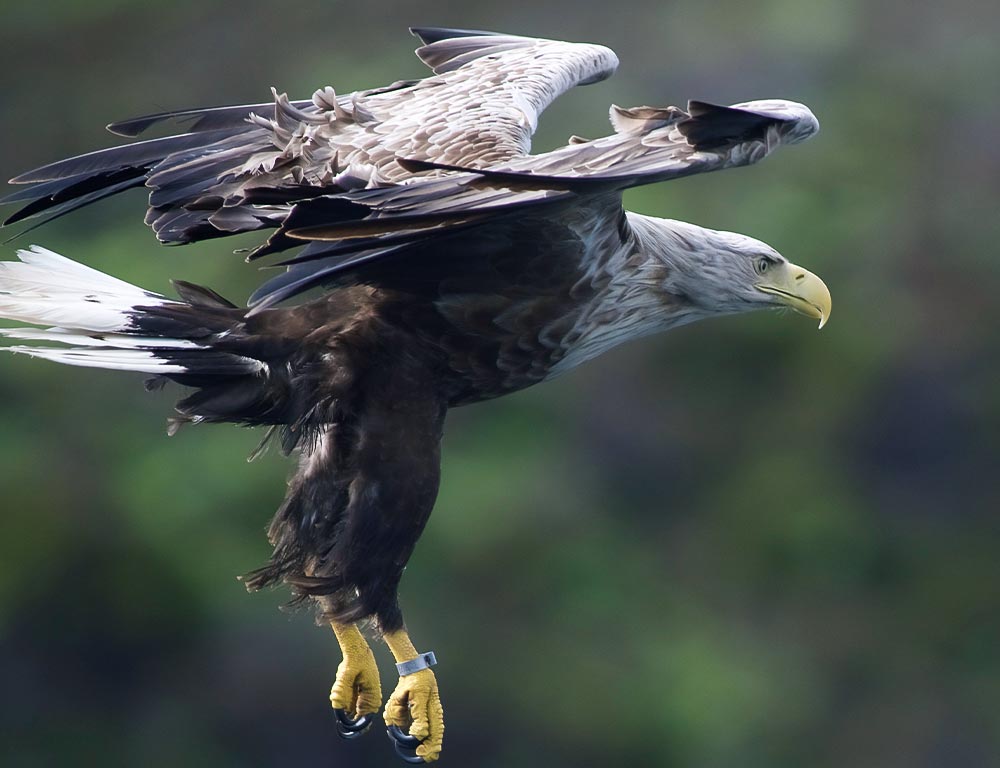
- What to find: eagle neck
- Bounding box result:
[546,213,705,376]
[626,213,742,318]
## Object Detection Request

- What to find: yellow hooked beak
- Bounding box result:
[756,262,831,329]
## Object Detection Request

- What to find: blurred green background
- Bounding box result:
[1,2,998,767]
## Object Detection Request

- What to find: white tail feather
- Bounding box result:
[0,327,201,349]
[0,245,174,332]
[7,346,189,373]
[1,245,211,375]
[1,245,153,297]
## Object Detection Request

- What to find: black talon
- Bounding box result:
[334,709,374,740]
[387,724,424,763]
[387,724,422,748]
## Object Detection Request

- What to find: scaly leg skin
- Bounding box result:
[383,628,444,762]
[329,622,383,738]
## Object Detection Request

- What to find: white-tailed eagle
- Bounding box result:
[0,27,829,763]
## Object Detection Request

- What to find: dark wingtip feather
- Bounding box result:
[107,116,163,138]
[2,176,145,234]
[409,26,501,45]
[107,100,313,138]
[247,244,409,313]
[412,28,533,75]
[397,156,609,191]
[8,129,235,184]
[678,100,781,150]
[1,168,146,226]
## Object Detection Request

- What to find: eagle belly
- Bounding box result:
[242,302,448,630]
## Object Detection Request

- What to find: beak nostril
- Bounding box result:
[794,272,806,281]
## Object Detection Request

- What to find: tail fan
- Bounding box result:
[0,246,349,452]
[0,245,263,378]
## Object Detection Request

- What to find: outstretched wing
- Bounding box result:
[1,27,819,310]
[404,27,619,161]
[395,98,820,190]
[241,98,819,308]
[1,28,617,245]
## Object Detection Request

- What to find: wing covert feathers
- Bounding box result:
[393,99,818,192]
[1,28,819,310]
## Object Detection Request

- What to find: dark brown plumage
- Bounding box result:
[155,193,631,627]
[0,27,829,761]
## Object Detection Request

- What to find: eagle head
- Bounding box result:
[632,215,832,329]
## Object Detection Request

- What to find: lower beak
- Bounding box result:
[756,262,831,329]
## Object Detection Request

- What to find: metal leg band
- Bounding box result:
[395,651,437,676]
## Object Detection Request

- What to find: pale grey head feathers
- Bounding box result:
[626,214,830,329]
[628,216,773,311]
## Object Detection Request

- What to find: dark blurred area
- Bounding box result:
[1,2,998,767]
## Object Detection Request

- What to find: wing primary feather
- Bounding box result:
[274,209,550,267]
[247,246,411,312]
[284,212,492,241]
[1,173,102,206]
[107,100,312,138]
[9,129,237,184]
[2,178,146,242]
[274,230,441,266]
[395,157,620,191]
[413,31,536,75]
[678,101,783,150]
[2,168,146,226]
[408,27,503,45]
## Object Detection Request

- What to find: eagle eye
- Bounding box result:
[755,258,771,275]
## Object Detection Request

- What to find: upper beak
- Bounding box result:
[756,262,831,329]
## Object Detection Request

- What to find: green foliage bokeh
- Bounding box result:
[1,2,998,767]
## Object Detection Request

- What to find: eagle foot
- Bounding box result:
[383,667,444,763]
[329,622,383,739]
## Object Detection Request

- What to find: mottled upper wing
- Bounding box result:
[240,98,819,308]
[1,28,618,245]
[396,98,820,191]
[401,27,619,163]
[0,27,819,312]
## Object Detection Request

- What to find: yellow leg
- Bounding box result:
[329,622,383,722]
[383,628,445,762]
